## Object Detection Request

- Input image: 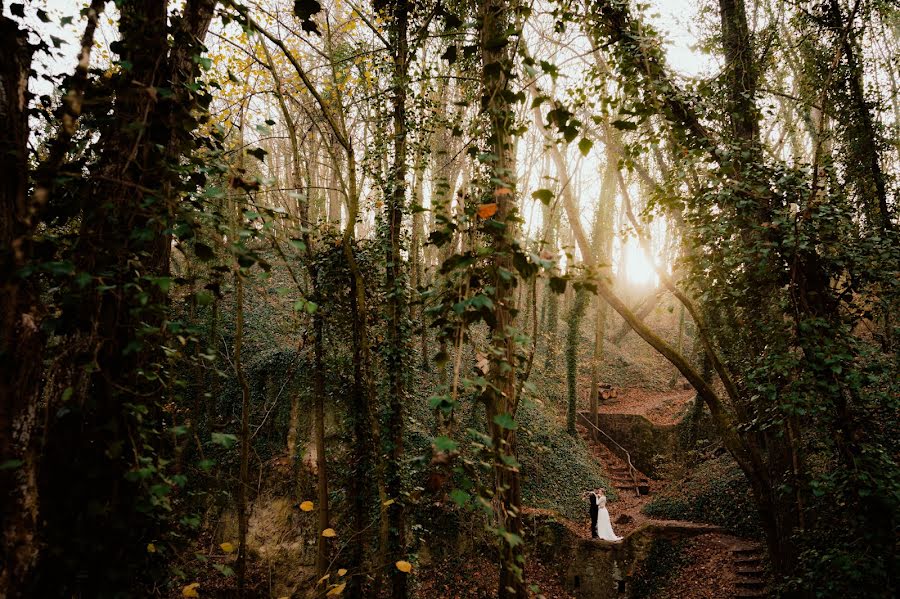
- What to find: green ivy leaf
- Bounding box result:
[195,290,214,306]
[211,433,238,449]
[293,0,322,34]
[246,147,267,162]
[578,138,593,156]
[449,489,471,507]
[433,436,458,452]
[441,45,457,64]
[214,564,235,577]
[532,188,553,205]
[493,413,518,430]
[549,276,567,294]
[611,119,637,131]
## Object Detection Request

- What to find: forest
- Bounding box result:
[1,0,898,597]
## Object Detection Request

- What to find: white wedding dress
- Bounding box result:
[595,495,622,541]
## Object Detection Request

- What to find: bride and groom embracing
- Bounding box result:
[587,488,622,541]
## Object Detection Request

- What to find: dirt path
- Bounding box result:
[574,398,771,598]
[576,421,657,537]
[595,387,696,426]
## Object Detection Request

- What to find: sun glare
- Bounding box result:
[622,241,658,287]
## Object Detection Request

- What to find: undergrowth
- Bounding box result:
[629,538,689,599]
[642,453,762,538]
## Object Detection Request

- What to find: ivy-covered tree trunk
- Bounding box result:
[566,288,589,435]
[541,194,560,371]
[411,158,429,371]
[0,13,39,598]
[384,0,411,596]
[233,264,251,594]
[824,0,893,233]
[32,2,216,594]
[479,0,527,596]
[588,156,616,432]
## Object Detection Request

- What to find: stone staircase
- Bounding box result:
[583,429,651,496]
[607,461,651,496]
[731,543,768,598]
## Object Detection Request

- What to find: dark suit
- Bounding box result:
[589,492,599,538]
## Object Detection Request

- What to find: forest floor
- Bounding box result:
[414,386,768,598]
[593,386,696,426]
[574,397,769,599]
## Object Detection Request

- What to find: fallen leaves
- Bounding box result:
[182,582,200,597]
[395,560,413,573]
[475,352,490,375]
[477,203,498,219]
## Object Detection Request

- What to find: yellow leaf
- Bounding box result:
[300,500,314,512]
[321,528,337,538]
[317,574,330,585]
[182,582,200,597]
[477,203,498,219]
[382,499,395,507]
[395,560,413,573]
[338,568,348,576]
[326,582,346,596]
[220,542,235,553]
[146,543,156,553]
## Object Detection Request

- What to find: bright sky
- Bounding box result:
[13,0,712,288]
[648,0,716,77]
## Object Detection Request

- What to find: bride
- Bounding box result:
[592,489,622,541]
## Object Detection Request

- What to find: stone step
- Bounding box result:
[610,475,640,483]
[735,567,765,576]
[734,591,768,599]
[732,546,763,556]
[734,557,763,567]
[735,579,767,590]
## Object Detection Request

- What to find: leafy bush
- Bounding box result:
[642,453,762,538]
[630,538,688,598]
[516,399,613,519]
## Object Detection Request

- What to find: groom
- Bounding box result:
[588,490,599,538]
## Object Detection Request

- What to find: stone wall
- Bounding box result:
[525,512,721,599]
[580,409,718,478]
[579,412,676,477]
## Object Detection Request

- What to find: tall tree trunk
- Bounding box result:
[566,288,589,435]
[384,1,411,596]
[311,306,330,579]
[411,154,429,371]
[479,0,527,595]
[234,266,251,595]
[588,156,617,437]
[258,37,332,579]
[668,303,686,388]
[0,13,39,598]
[825,0,893,232]
[32,3,217,594]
